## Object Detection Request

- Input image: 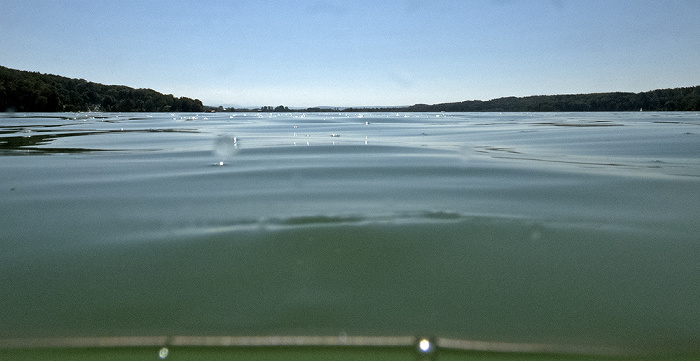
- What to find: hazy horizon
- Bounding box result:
[2,0,699,108]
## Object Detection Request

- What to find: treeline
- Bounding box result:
[0,65,203,112]
[345,86,700,112]
[3,65,699,113]
[210,86,700,113]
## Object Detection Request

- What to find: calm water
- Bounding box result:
[1,112,699,354]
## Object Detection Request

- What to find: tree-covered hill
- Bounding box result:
[0,65,203,112]
[399,87,700,112]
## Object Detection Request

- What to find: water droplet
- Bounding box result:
[158,347,169,359]
[458,145,474,162]
[418,339,432,353]
[213,134,238,164]
[416,338,436,359]
[257,217,270,231]
[420,340,429,351]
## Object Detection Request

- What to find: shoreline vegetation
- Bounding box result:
[0,66,204,113]
[2,65,699,113]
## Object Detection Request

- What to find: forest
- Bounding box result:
[344,86,700,112]
[216,86,700,113]
[0,65,203,112]
[2,65,699,112]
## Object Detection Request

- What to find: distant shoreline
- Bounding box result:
[2,65,699,113]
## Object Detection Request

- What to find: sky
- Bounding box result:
[1,0,699,108]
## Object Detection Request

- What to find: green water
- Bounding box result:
[1,112,699,358]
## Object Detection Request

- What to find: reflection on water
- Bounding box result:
[1,112,699,356]
[0,124,200,154]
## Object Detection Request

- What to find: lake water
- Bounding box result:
[1,112,699,356]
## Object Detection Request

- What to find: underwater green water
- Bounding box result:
[1,112,699,357]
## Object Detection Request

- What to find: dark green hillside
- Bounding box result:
[403,87,700,112]
[0,65,203,112]
[344,86,700,112]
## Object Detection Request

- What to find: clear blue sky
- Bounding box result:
[1,0,699,107]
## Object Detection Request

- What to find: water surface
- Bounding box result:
[1,112,699,355]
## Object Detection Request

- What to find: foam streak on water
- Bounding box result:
[1,112,699,354]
